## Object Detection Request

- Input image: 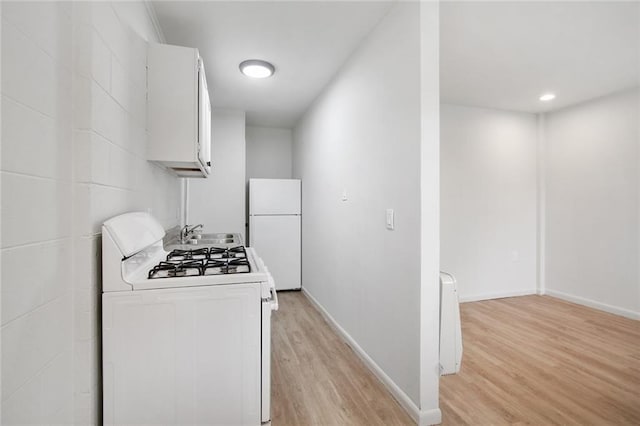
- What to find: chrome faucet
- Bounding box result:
[188,224,203,235]
[180,224,203,243]
[179,225,189,243]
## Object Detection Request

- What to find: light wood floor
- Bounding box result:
[272,292,640,425]
[271,291,414,426]
[441,295,640,425]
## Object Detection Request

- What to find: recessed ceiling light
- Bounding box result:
[539,93,556,102]
[239,59,275,79]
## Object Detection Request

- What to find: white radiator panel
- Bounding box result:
[440,272,463,375]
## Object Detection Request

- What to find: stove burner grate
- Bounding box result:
[148,260,204,279]
[148,247,251,279]
[202,257,250,275]
[166,248,209,261]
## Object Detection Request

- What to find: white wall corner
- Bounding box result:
[536,113,546,295]
[419,0,441,422]
[181,178,188,227]
[144,0,166,43]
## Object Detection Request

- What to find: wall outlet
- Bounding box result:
[386,209,394,230]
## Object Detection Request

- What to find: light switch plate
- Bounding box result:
[342,189,348,201]
[386,209,394,230]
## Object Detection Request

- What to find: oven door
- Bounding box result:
[261,275,278,423]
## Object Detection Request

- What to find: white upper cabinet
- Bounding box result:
[147,43,212,178]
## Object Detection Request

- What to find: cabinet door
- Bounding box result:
[147,43,198,164]
[198,59,212,174]
[103,283,261,425]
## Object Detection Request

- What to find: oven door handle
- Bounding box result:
[270,287,278,311]
[268,275,279,311]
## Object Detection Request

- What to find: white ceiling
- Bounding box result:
[151,1,393,128]
[152,1,639,127]
[440,1,640,113]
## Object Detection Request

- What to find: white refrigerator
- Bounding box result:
[249,179,301,291]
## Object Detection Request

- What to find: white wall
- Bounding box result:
[1,2,181,424]
[418,2,442,423]
[293,2,426,418]
[246,126,292,180]
[440,104,538,301]
[73,3,180,422]
[188,110,246,239]
[544,88,639,319]
[1,2,74,422]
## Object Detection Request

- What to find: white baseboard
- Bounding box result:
[459,289,537,303]
[420,408,443,426]
[545,289,640,320]
[302,289,435,424]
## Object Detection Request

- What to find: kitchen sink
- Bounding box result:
[165,231,243,250]
[192,233,236,240]
[185,238,235,245]
[187,233,239,245]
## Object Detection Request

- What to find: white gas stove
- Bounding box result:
[101,212,277,425]
[102,212,272,293]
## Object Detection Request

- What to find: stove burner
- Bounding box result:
[148,260,204,279]
[169,269,187,277]
[202,256,250,276]
[148,247,251,279]
[166,248,209,261]
[209,246,247,259]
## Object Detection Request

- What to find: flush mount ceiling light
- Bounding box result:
[539,93,556,102]
[239,59,275,79]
